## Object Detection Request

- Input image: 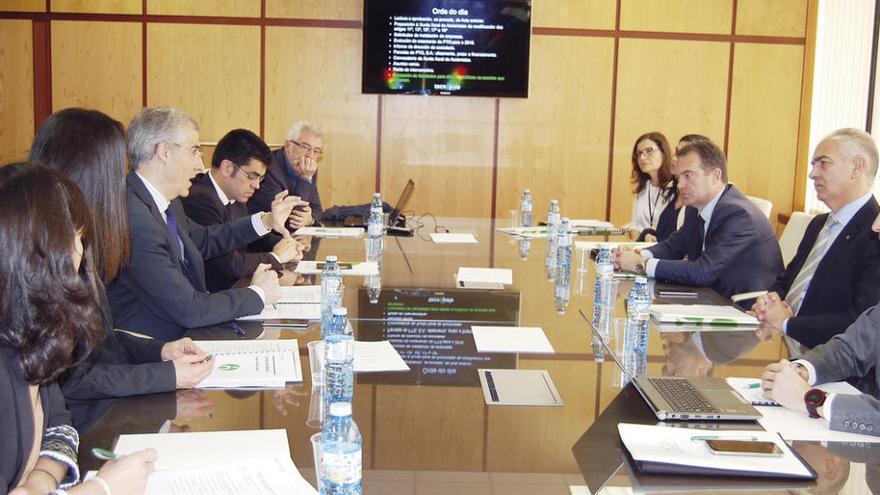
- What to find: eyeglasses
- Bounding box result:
[171,142,204,160]
[290,140,324,156]
[230,162,266,184]
[635,147,658,159]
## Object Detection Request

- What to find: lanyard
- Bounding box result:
[647,183,662,225]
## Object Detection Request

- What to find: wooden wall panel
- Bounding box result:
[51,0,140,14]
[620,0,733,34]
[266,0,361,21]
[726,43,804,228]
[380,96,495,218]
[736,0,808,37]
[532,0,616,30]
[51,21,142,126]
[0,20,34,164]
[610,39,730,227]
[265,26,377,210]
[147,0,260,17]
[147,23,260,142]
[497,35,614,223]
[0,0,44,12]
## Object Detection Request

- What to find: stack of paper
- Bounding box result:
[294,260,379,276]
[617,423,815,479]
[650,304,758,326]
[279,285,321,303]
[455,267,512,289]
[430,232,478,244]
[471,326,554,354]
[293,226,363,238]
[196,340,302,388]
[111,430,317,494]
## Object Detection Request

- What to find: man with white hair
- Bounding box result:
[752,128,880,350]
[249,121,323,227]
[108,106,296,341]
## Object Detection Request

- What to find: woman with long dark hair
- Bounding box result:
[29,108,211,417]
[0,162,154,495]
[627,132,676,241]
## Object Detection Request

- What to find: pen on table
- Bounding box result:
[91,448,118,461]
[197,354,214,364]
[746,382,761,389]
[228,321,245,336]
[690,435,760,441]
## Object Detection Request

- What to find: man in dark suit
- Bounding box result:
[108,107,297,341]
[752,128,880,349]
[616,140,783,300]
[249,120,322,227]
[182,129,304,292]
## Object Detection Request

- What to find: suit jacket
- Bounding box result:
[108,173,264,341]
[770,197,880,348]
[802,303,880,437]
[182,172,282,292]
[1,347,77,491]
[646,184,784,300]
[248,147,322,223]
[60,283,175,404]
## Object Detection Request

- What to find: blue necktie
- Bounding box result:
[164,207,185,260]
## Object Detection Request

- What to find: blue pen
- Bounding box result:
[228,321,245,336]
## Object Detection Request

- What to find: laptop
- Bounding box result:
[587,315,760,421]
[343,179,415,237]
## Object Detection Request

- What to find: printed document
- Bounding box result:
[650,304,758,326]
[295,261,379,276]
[293,227,363,238]
[471,326,554,354]
[431,232,478,244]
[196,340,301,387]
[238,303,321,321]
[279,285,321,304]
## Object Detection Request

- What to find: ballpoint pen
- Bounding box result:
[228,321,245,336]
[746,382,761,389]
[91,448,118,461]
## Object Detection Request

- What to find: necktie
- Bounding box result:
[164,207,185,260]
[784,214,840,314]
[696,215,706,255]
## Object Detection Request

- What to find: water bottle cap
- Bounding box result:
[326,255,337,263]
[329,402,352,416]
[524,189,531,194]
[561,217,570,223]
[635,276,648,284]
[331,306,348,316]
[550,199,558,205]
[373,192,380,198]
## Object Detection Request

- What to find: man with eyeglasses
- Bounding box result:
[249,121,324,227]
[109,107,299,341]
[182,129,307,292]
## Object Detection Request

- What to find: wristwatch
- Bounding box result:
[804,388,827,419]
[634,262,647,277]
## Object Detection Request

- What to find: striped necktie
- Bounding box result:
[784,214,840,314]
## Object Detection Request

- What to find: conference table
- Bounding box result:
[76,218,879,494]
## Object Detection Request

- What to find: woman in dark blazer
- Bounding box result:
[0,162,154,495]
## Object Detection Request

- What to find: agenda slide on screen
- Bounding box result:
[362,0,531,97]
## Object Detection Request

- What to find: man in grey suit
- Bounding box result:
[108,107,298,341]
[616,140,784,300]
[762,269,880,437]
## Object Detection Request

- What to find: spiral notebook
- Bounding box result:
[726,377,860,406]
[195,340,302,388]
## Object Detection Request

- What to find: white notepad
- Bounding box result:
[238,303,321,321]
[478,369,563,406]
[430,232,478,244]
[279,285,321,304]
[293,226,363,238]
[471,326,554,354]
[294,260,379,276]
[195,340,302,388]
[727,377,860,406]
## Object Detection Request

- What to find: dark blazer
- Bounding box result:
[1,347,76,491]
[646,184,784,300]
[182,172,282,292]
[770,197,880,348]
[60,283,175,404]
[108,173,265,341]
[248,148,322,223]
[802,303,880,437]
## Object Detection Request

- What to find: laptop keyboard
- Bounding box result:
[647,378,720,413]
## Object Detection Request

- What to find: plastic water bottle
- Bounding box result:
[520,189,533,227]
[370,192,382,212]
[554,218,572,314]
[625,276,651,353]
[591,246,615,324]
[326,307,353,338]
[320,402,362,495]
[544,199,561,281]
[321,256,343,338]
[323,324,354,411]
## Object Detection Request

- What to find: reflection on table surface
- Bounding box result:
[77,219,877,494]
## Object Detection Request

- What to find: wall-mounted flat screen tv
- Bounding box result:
[363,0,531,97]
